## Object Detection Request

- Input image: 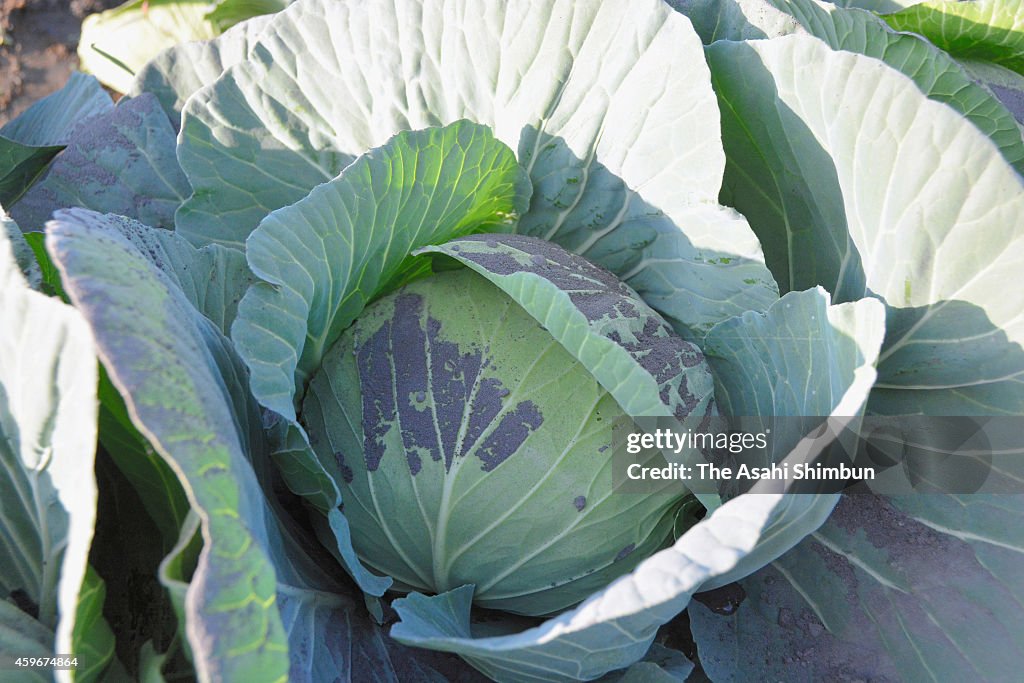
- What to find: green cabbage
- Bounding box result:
[305,268,691,616]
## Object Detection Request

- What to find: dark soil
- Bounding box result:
[0,0,120,126]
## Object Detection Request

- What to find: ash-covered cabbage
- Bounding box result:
[304,268,690,616]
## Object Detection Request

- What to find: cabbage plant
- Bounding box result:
[1,0,1023,680]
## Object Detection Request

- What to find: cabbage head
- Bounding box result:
[304,263,713,615]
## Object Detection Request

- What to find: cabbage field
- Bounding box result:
[1,0,1023,681]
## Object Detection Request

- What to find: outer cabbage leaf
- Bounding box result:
[71,212,255,335]
[47,210,475,682]
[706,35,1024,415]
[418,235,715,421]
[48,209,288,681]
[0,73,112,207]
[389,289,885,682]
[128,15,274,128]
[697,288,884,588]
[176,0,776,341]
[690,493,1024,682]
[78,0,220,94]
[0,216,104,682]
[771,0,1024,172]
[11,94,189,231]
[24,228,193,555]
[883,0,1024,77]
[0,73,111,145]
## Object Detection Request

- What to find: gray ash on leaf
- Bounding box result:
[607,318,709,418]
[333,451,354,484]
[462,375,507,454]
[390,294,441,469]
[406,450,422,476]
[356,291,543,476]
[475,401,543,471]
[448,234,714,419]
[426,315,480,470]
[452,234,639,326]
[356,316,397,472]
[11,93,187,231]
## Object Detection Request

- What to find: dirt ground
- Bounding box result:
[0,0,120,126]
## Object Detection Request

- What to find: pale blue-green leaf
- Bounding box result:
[418,234,716,420]
[78,0,220,94]
[883,0,1024,76]
[707,288,886,423]
[76,212,254,335]
[48,209,290,682]
[176,0,775,339]
[612,205,779,341]
[0,222,99,683]
[23,225,192,548]
[690,493,1024,682]
[175,0,715,247]
[0,72,111,146]
[706,35,1024,415]
[11,94,189,231]
[699,288,884,588]
[390,288,884,681]
[128,14,274,128]
[48,208,458,681]
[773,0,1024,172]
[0,72,112,207]
[272,506,475,680]
[668,0,803,43]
